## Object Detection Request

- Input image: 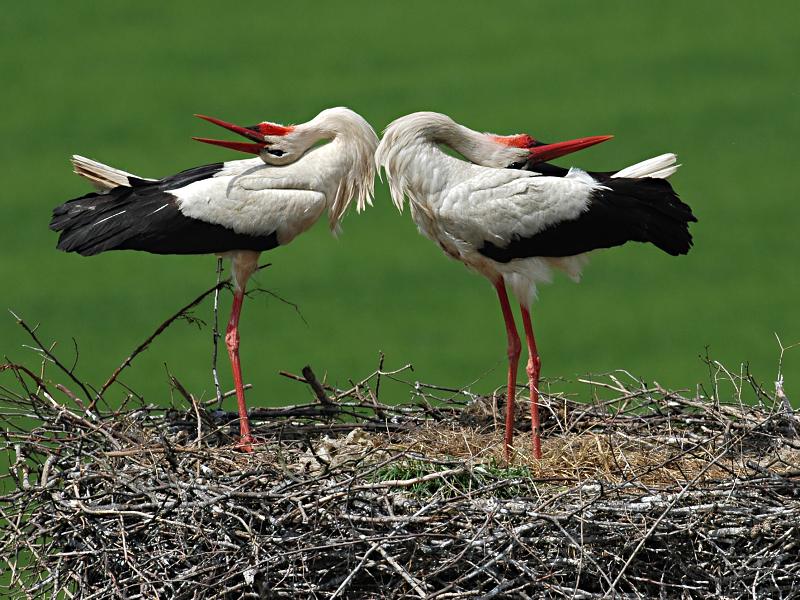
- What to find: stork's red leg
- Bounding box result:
[520,306,542,460]
[225,289,253,452]
[494,280,521,461]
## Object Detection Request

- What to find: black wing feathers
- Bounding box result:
[478,177,697,263]
[50,163,279,256]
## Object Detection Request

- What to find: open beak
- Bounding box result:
[192,114,270,155]
[527,135,613,163]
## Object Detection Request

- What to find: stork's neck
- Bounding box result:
[435,122,526,169]
[301,109,378,230]
[380,142,460,223]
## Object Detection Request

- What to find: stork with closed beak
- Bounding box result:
[376,112,696,460]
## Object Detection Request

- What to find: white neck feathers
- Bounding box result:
[300,108,379,232]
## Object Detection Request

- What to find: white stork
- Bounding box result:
[376,112,696,460]
[50,107,378,450]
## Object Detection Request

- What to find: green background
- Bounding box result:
[1,1,798,408]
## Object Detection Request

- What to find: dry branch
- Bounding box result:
[98,263,271,401]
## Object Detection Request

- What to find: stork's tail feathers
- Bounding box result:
[71,155,153,192]
[600,177,696,256]
[612,153,679,180]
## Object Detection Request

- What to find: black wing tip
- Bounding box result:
[606,177,698,256]
[53,230,105,256]
[662,235,694,256]
[50,214,70,234]
[49,211,67,232]
[653,217,696,256]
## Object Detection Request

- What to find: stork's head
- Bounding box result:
[193,114,309,166]
[485,131,613,168]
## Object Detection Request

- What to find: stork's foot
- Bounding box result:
[236,419,254,452]
[234,433,275,453]
[236,436,254,453]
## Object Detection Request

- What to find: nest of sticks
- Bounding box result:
[1,280,799,599]
[2,355,799,599]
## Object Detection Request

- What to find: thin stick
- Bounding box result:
[98,264,270,400]
[212,257,224,409]
[9,310,94,407]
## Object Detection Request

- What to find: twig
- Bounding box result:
[212,257,224,409]
[248,286,308,326]
[9,310,94,406]
[301,365,334,405]
[98,264,270,400]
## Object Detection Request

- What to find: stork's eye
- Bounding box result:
[266,148,285,157]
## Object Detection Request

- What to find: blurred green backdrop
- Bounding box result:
[1,1,798,407]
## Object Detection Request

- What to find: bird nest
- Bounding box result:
[2,351,799,599]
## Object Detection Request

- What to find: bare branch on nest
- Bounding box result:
[97,263,271,402]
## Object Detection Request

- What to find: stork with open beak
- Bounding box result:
[376,112,696,460]
[51,107,378,450]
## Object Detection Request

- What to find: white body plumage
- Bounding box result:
[376,112,678,306]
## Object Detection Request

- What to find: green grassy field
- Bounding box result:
[1,1,798,408]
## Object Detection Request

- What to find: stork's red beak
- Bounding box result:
[192,114,295,155]
[526,135,613,163]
